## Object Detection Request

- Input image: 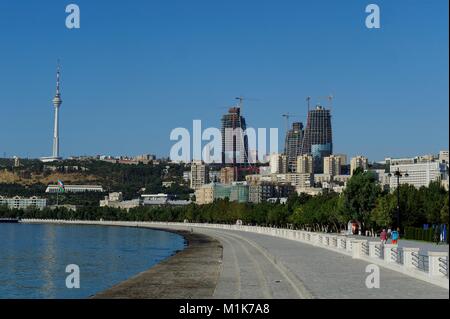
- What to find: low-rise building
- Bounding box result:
[389,162,447,190]
[0,196,47,210]
[46,184,104,193]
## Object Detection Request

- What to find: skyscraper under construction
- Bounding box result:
[221,106,249,173]
[301,105,333,173]
[284,122,304,172]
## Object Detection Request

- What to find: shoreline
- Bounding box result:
[20,220,223,299]
[93,227,222,299]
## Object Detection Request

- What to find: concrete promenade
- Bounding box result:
[23,220,450,299]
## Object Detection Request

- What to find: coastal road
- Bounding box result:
[155,225,449,299]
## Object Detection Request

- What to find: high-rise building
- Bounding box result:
[221,107,248,167]
[301,105,332,173]
[284,122,304,172]
[296,154,314,174]
[323,155,342,176]
[190,160,209,190]
[350,156,369,175]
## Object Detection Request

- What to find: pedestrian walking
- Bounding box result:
[380,229,387,245]
[391,228,400,244]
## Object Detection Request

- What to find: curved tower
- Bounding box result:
[52,65,62,158]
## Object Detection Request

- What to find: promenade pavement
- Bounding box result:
[156,225,449,299]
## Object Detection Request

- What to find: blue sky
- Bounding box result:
[0,0,448,162]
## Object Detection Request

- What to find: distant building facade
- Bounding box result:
[45,184,104,193]
[296,154,314,174]
[190,160,209,190]
[389,162,447,190]
[284,122,304,172]
[300,105,333,173]
[323,155,342,176]
[0,196,47,210]
[350,156,369,175]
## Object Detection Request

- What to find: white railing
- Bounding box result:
[22,219,449,289]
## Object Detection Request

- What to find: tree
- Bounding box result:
[440,195,449,224]
[371,196,395,229]
[342,169,381,230]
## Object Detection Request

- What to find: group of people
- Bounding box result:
[379,227,400,245]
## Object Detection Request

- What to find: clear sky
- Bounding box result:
[0,0,448,162]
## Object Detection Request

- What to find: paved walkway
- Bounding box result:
[157,225,448,299]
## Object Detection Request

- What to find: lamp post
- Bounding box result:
[388,168,409,230]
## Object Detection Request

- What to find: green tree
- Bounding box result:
[342,169,381,230]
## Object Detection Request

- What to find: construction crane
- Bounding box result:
[282,113,300,134]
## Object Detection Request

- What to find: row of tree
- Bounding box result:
[1,168,448,233]
[2,170,448,234]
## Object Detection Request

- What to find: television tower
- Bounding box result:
[52,63,62,158]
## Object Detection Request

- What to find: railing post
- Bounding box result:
[337,237,346,250]
[329,235,337,248]
[351,240,365,259]
[369,242,380,258]
[383,244,398,263]
[428,252,448,277]
[346,239,353,253]
[402,247,420,270]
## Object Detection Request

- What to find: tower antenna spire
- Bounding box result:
[56,59,61,95]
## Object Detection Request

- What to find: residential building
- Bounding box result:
[323,155,342,176]
[296,154,314,174]
[334,154,348,165]
[350,156,369,175]
[220,166,236,184]
[190,160,209,190]
[248,182,294,203]
[269,153,288,174]
[195,184,215,205]
[0,196,47,210]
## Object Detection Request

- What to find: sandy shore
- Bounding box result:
[93,228,223,299]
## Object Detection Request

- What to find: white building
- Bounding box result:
[46,184,103,193]
[0,196,47,210]
[100,192,140,210]
[439,150,449,164]
[389,162,447,190]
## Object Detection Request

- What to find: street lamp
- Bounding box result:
[388,168,409,230]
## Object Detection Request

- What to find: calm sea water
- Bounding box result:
[0,223,186,299]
